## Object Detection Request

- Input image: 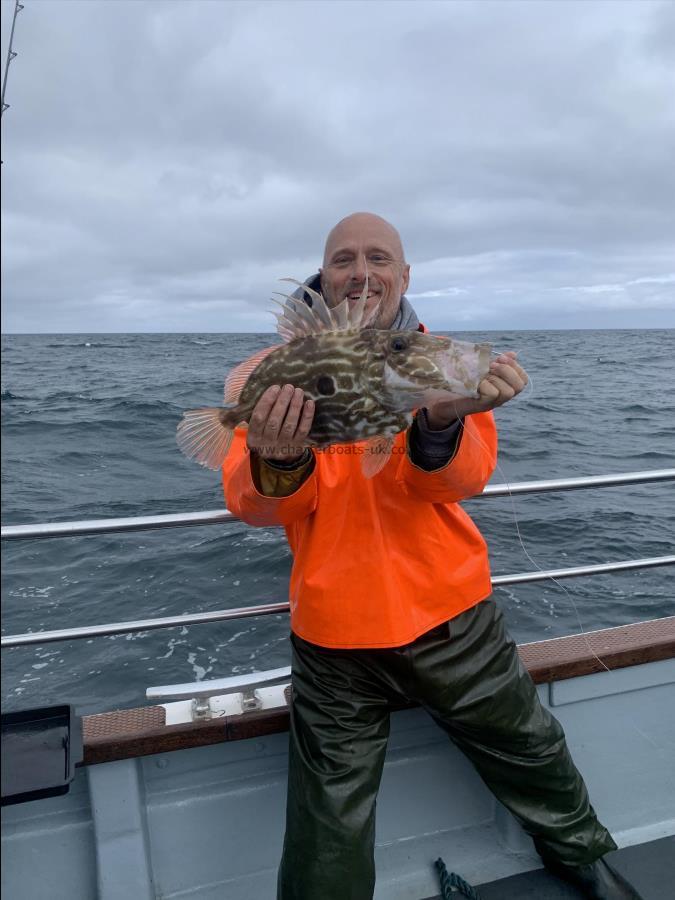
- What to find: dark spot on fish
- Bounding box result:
[316,375,336,396]
[390,337,408,352]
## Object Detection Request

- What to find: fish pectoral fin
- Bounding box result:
[224,345,280,403]
[176,407,238,470]
[360,436,395,479]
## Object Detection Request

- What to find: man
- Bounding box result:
[222,213,642,900]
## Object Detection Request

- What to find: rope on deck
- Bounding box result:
[435,857,483,899]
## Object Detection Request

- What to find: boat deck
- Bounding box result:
[424,837,675,899]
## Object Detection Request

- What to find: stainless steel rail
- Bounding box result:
[2,468,674,541]
[3,555,674,648]
[481,468,675,497]
[1,509,238,541]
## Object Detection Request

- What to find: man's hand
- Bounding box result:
[247,384,315,463]
[426,352,529,430]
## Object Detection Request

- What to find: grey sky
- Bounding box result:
[1,0,674,333]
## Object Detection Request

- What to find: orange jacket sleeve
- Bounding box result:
[396,411,497,504]
[221,429,318,527]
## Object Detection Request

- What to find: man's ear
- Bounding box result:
[401,264,410,295]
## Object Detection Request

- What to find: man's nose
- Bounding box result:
[349,255,368,282]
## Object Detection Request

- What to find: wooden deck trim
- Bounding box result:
[81,615,675,766]
[520,615,675,683]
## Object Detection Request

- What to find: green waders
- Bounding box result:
[277,597,616,900]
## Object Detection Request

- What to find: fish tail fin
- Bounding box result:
[176,407,240,470]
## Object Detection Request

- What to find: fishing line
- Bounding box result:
[283,279,606,667]
[452,385,611,675]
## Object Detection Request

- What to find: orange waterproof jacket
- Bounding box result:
[222,410,498,649]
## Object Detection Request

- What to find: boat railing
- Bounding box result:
[2,468,674,542]
[2,467,674,651]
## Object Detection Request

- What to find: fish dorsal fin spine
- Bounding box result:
[274,277,379,342]
[224,345,280,403]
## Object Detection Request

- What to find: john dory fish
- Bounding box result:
[176,280,491,477]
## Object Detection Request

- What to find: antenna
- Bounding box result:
[1,1,24,117]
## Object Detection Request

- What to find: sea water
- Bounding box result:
[2,329,674,714]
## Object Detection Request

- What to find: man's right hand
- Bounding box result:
[247,384,315,463]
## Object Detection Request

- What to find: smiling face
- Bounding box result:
[319,212,411,329]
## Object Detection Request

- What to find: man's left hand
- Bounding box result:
[425,351,529,430]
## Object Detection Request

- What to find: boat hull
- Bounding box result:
[3,644,674,900]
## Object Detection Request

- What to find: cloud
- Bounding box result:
[408,288,470,299]
[1,0,674,332]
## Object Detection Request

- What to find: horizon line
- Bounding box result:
[2,325,674,337]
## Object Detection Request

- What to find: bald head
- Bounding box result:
[323,212,405,267]
[319,212,410,329]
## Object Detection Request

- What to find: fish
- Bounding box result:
[176,279,491,477]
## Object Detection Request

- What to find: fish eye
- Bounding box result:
[390,337,407,352]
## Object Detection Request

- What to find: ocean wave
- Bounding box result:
[106,397,185,416]
[619,403,658,413]
[5,395,185,418]
[624,449,675,460]
[500,447,551,460]
[1,390,28,401]
[45,341,129,349]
